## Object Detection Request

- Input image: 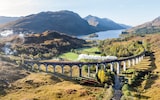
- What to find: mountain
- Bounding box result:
[0,16,19,24]
[125,16,160,34]
[0,11,97,36]
[84,15,127,31]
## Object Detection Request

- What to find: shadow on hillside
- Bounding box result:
[52,72,75,82]
[144,51,158,89]
[23,66,101,87]
[129,51,158,98]
[131,51,158,92]
[148,52,156,70]
[134,94,150,100]
[0,85,7,96]
[145,74,158,89]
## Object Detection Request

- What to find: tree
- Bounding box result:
[122,84,129,92]
[97,69,106,83]
[96,69,115,85]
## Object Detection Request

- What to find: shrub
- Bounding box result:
[125,69,136,74]
[121,95,134,100]
[122,84,129,92]
[123,90,131,96]
[95,69,115,85]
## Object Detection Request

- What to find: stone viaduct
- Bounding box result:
[24,52,145,78]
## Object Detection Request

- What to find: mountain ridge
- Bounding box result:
[0,10,97,36]
[125,16,160,34]
[84,15,130,31]
[0,16,19,24]
[0,10,130,36]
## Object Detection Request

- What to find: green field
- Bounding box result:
[59,52,79,61]
[59,47,100,61]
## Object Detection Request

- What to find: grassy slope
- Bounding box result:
[141,34,160,100]
[131,56,152,71]
[101,34,160,99]
[126,34,160,99]
[59,52,79,61]
[0,73,103,100]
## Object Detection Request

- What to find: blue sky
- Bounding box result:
[0,0,160,26]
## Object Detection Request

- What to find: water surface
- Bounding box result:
[79,29,124,40]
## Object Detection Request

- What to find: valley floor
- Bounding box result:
[1,34,160,100]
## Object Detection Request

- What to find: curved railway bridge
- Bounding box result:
[24,52,145,78]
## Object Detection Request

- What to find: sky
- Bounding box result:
[0,0,160,26]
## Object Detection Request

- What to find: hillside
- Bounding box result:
[124,34,160,99]
[125,16,160,34]
[97,33,160,99]
[84,15,127,31]
[0,31,86,59]
[0,11,97,36]
[0,61,103,100]
[0,16,19,24]
[1,33,160,99]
